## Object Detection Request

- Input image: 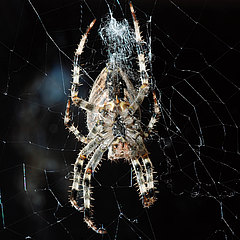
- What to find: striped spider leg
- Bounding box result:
[71,19,97,112]
[82,136,114,234]
[128,2,150,115]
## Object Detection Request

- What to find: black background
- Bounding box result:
[0,0,240,240]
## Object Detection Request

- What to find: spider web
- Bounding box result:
[1,0,240,239]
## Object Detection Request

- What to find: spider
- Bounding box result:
[64,3,160,234]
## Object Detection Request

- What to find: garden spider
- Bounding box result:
[64,3,160,234]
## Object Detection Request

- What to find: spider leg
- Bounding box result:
[71,19,97,112]
[131,158,148,206]
[129,3,149,114]
[64,99,88,144]
[82,139,113,234]
[87,120,105,140]
[65,97,105,143]
[130,134,156,207]
[145,91,161,136]
[70,136,102,210]
[141,154,157,207]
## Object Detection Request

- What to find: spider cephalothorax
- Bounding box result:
[64,3,160,234]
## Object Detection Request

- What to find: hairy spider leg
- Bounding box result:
[132,135,157,207]
[65,20,98,144]
[129,3,150,114]
[131,159,148,205]
[82,139,113,234]
[141,154,157,207]
[70,135,103,210]
[64,100,88,144]
[146,91,161,135]
[129,3,160,135]
[71,19,97,112]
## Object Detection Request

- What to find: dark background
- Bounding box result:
[0,0,240,240]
